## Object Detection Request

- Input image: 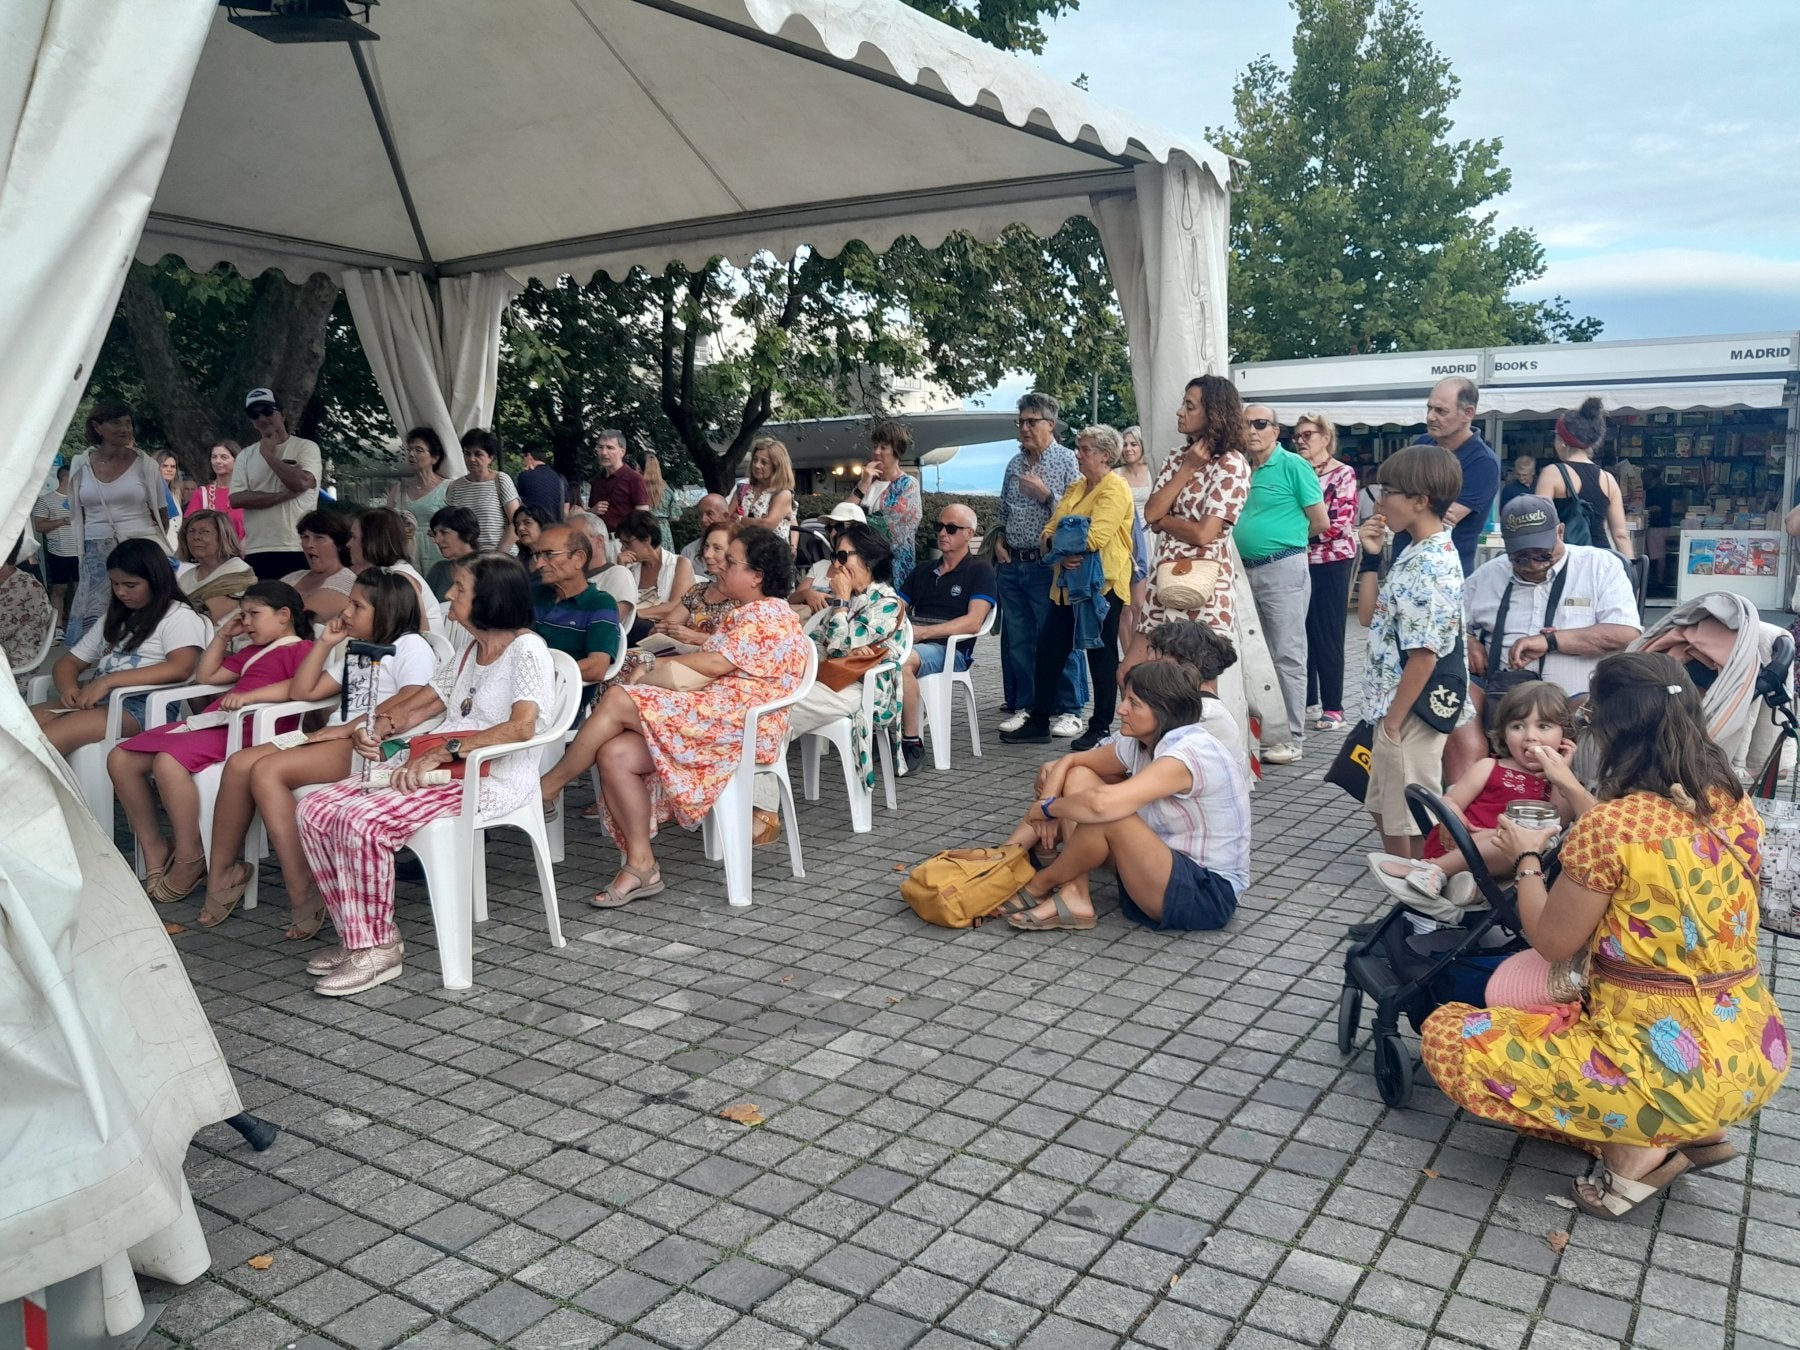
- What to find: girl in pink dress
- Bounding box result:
[110,580,313,905]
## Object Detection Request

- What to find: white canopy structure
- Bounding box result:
[0,0,1248,1317]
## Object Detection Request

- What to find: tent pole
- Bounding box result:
[348,42,436,271]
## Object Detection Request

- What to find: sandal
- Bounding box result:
[582,800,603,820]
[1678,1139,1738,1172]
[148,855,207,905]
[1572,1151,1690,1221]
[592,862,665,909]
[993,888,1040,918]
[284,892,330,942]
[1007,891,1095,932]
[752,808,781,847]
[197,862,252,928]
[1312,711,1344,731]
[1367,853,1438,905]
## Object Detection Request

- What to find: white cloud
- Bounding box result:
[1518,248,1800,297]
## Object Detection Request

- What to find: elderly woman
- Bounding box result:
[539,526,810,907]
[296,555,553,996]
[853,420,924,583]
[650,521,739,651]
[1001,425,1135,752]
[175,508,256,622]
[65,402,170,645]
[0,539,54,671]
[444,428,519,553]
[352,506,445,633]
[996,660,1249,932]
[730,437,797,540]
[1422,652,1788,1219]
[1293,412,1358,730]
[616,508,695,643]
[1121,376,1253,678]
[385,426,450,567]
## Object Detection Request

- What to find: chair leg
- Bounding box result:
[925,676,953,770]
[877,730,897,811]
[960,674,982,758]
[801,736,822,801]
[417,833,474,990]
[713,773,753,907]
[772,767,806,879]
[840,742,871,833]
[521,818,566,950]
[471,838,489,924]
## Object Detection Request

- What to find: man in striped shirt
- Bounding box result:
[529,526,623,695]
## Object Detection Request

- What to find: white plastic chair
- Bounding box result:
[700,641,817,907]
[917,604,996,770]
[544,654,626,864]
[402,649,582,989]
[800,658,898,833]
[27,673,193,828]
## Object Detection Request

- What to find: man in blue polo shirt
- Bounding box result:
[897,502,997,774]
[1396,376,1501,576]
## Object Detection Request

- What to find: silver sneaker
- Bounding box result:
[1050,713,1086,738]
[307,940,401,976]
[313,942,403,997]
[998,710,1030,733]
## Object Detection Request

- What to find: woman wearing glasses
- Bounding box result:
[1293,412,1359,730]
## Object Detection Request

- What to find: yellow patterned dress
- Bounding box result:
[1422,790,1789,1148]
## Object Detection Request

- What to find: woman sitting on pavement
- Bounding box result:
[538,526,810,907]
[1421,652,1788,1220]
[296,554,553,995]
[283,510,357,624]
[648,521,739,652]
[174,508,256,622]
[996,659,1250,932]
[201,569,433,937]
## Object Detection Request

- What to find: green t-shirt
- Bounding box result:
[1234,446,1323,561]
[532,582,623,673]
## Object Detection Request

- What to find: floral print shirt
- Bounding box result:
[1361,528,1470,727]
[814,581,911,789]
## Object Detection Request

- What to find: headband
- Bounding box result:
[1554,415,1593,450]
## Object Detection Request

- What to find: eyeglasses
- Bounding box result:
[935,522,968,534]
[532,549,576,561]
[247,405,278,420]
[1015,417,1048,429]
[1511,549,1555,567]
[1293,429,1323,442]
[1245,418,1275,431]
[833,550,859,565]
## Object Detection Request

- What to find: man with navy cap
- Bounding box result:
[231,387,322,579]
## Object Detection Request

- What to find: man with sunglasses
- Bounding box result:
[896,503,996,773]
[230,387,321,579]
[1449,494,1639,780]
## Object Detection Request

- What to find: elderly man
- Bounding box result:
[1446,494,1640,779]
[995,392,1087,738]
[585,429,648,533]
[231,387,321,579]
[896,503,997,774]
[1237,406,1327,765]
[680,493,731,579]
[1397,377,1501,576]
[529,525,624,689]
[1498,454,1537,511]
[568,509,637,630]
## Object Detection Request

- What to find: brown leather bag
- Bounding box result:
[818,647,884,692]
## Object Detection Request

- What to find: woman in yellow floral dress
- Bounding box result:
[1422,652,1788,1220]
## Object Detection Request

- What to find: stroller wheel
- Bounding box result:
[1336,984,1362,1055]
[1374,1034,1414,1109]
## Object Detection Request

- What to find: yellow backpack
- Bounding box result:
[900,845,1036,928]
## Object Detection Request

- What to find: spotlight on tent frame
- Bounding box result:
[221,0,380,44]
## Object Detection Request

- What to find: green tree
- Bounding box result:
[1216,0,1599,362]
[907,0,1079,53]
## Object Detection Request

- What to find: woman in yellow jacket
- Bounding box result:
[1002,425,1137,751]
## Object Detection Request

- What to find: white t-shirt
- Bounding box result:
[71,604,212,679]
[1197,695,1242,755]
[33,489,76,557]
[391,561,447,634]
[1108,722,1251,897]
[323,631,437,726]
[231,436,323,553]
[1462,544,1640,698]
[590,564,637,628]
[628,548,683,607]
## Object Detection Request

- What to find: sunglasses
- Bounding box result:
[1511,549,1555,567]
[247,405,278,420]
[1245,418,1275,431]
[833,550,860,565]
[935,522,968,534]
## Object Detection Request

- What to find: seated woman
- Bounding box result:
[997,660,1249,933]
[425,505,480,600]
[109,581,313,905]
[1422,652,1789,1220]
[284,510,358,624]
[538,526,809,907]
[296,555,553,995]
[0,538,54,671]
[352,506,445,633]
[751,521,907,841]
[202,569,433,935]
[174,508,255,623]
[513,503,559,561]
[617,508,694,645]
[648,521,739,651]
[1142,619,1243,754]
[31,537,211,758]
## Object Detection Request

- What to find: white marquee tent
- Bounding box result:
[0,0,1253,1320]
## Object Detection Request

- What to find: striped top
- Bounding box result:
[1108,721,1251,897]
[531,581,623,676]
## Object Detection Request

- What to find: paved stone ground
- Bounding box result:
[140,637,1800,1350]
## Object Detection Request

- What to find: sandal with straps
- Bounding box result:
[993,888,1040,918]
[592,862,665,909]
[148,855,207,905]
[1572,1151,1690,1221]
[1007,891,1096,932]
[285,890,330,942]
[197,862,253,928]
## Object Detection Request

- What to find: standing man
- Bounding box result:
[1236,407,1327,765]
[515,446,568,520]
[896,503,997,773]
[680,493,731,579]
[995,392,1086,737]
[231,387,321,579]
[1498,455,1537,511]
[586,429,648,534]
[1398,377,1500,576]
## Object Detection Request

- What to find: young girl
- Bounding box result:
[31,537,210,758]
[200,569,434,937]
[109,581,314,904]
[1374,680,1593,904]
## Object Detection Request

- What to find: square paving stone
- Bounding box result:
[693,1257,789,1312]
[274,1269,380,1326]
[1017,1313,1120,1349]
[576,1269,674,1324]
[634,1292,740,1350]
[825,1301,930,1350]
[632,1233,721,1285]
[322,1294,434,1350]
[190,1308,310,1350]
[453,1281,557,1341]
[396,1258,498,1314]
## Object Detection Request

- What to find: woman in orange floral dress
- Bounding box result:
[1422,653,1788,1220]
[540,526,809,907]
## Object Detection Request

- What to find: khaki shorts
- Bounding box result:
[1367,712,1447,838]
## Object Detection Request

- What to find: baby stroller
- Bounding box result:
[1338,785,1545,1108]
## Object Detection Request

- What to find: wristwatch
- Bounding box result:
[1541,628,1560,653]
[445,737,464,761]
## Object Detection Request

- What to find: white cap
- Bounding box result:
[825,502,867,524]
[244,387,277,409]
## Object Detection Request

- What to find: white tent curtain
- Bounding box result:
[340,269,521,476]
[0,0,240,1322]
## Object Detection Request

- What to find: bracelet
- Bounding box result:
[1514,867,1545,881]
[1515,850,1545,868]
[1040,796,1056,820]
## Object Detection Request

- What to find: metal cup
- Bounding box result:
[1502,801,1560,831]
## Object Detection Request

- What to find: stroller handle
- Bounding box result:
[1404,784,1527,931]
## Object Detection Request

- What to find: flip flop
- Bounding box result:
[1007,892,1095,932]
[1572,1151,1691,1221]
[592,862,665,909]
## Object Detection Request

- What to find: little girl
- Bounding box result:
[1374,680,1594,905]
[109,581,314,905]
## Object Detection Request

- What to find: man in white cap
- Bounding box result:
[1447,493,1640,779]
[791,501,867,614]
[231,387,322,579]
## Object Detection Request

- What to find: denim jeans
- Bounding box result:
[997,559,1087,715]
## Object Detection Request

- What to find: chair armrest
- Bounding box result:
[145,682,219,727]
[25,674,53,704]
[105,680,187,738]
[248,697,338,742]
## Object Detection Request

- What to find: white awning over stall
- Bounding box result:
[1479,380,1792,416]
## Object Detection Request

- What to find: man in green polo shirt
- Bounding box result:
[529,525,623,696]
[1237,405,1327,765]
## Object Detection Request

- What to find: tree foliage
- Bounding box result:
[1215,0,1600,362]
[906,0,1078,53]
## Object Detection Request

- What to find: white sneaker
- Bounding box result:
[1262,743,1302,765]
[1050,713,1086,738]
[999,711,1031,733]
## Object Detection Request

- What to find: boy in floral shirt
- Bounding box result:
[1355,445,1471,855]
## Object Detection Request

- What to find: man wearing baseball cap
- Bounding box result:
[231,388,323,578]
[1444,493,1640,779]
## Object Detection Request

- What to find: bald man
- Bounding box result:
[897,502,997,774]
[680,493,731,580]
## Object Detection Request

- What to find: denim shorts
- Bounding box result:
[120,692,150,731]
[914,642,973,678]
[1119,852,1238,931]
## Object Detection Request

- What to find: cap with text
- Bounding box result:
[244,387,278,409]
[1499,495,1560,554]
